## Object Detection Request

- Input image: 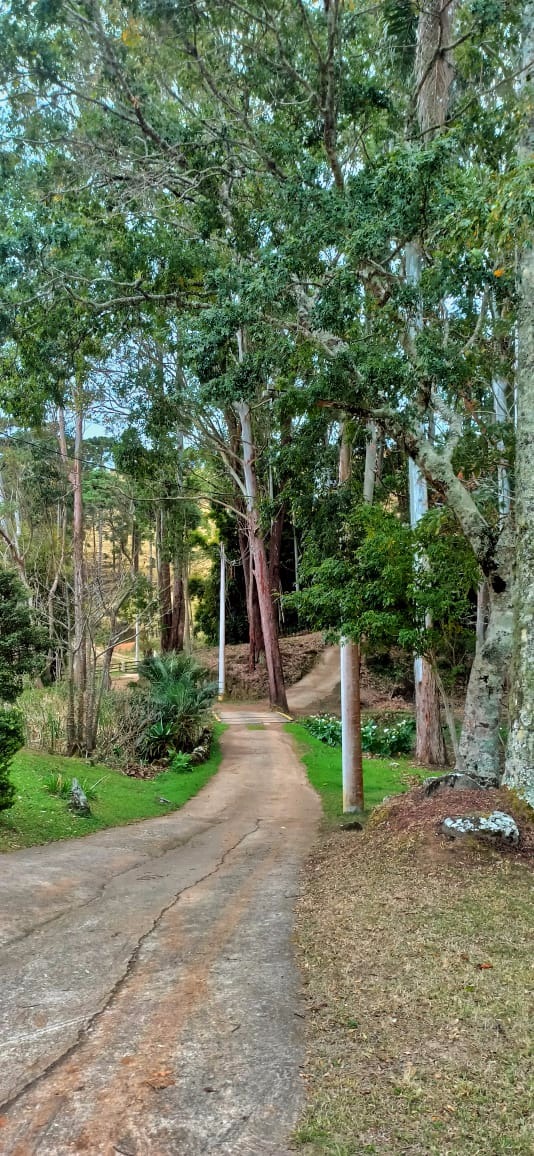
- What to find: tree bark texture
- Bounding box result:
[457,584,513,783]
[236,401,288,712]
[504,9,534,795]
[156,508,173,651]
[68,403,87,754]
[406,243,446,767]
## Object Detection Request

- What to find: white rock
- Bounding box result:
[441,810,519,846]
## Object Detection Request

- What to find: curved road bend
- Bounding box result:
[0,709,319,1155]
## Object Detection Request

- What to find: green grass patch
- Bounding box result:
[287,722,432,822]
[0,722,225,853]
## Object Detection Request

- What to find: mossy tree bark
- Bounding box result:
[504,6,534,795]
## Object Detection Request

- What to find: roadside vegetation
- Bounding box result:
[288,722,431,822]
[0,723,224,853]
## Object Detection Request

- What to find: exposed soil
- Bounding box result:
[196,631,327,699]
[197,633,415,716]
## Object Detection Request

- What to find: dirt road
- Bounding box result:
[0,713,319,1155]
[287,646,340,715]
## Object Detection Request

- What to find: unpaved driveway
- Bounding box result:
[287,647,340,715]
[0,712,319,1155]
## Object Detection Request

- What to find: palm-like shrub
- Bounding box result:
[137,653,217,760]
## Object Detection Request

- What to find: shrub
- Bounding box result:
[0,708,24,812]
[20,684,68,754]
[137,652,217,759]
[361,716,415,756]
[44,772,104,801]
[302,714,342,747]
[43,771,72,798]
[0,571,47,811]
[302,713,416,757]
[169,752,193,773]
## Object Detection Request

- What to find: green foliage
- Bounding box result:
[169,751,193,773]
[292,505,414,645]
[302,713,416,758]
[43,771,72,799]
[361,717,415,757]
[288,723,430,823]
[0,569,46,702]
[43,772,104,800]
[0,572,45,812]
[302,714,342,748]
[0,728,225,851]
[0,707,24,811]
[0,0,525,751]
[137,651,217,759]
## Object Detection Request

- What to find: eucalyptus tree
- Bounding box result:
[503,2,534,796]
[2,0,528,766]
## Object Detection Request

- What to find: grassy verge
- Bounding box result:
[0,722,225,853]
[286,722,432,821]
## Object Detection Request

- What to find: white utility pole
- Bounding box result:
[218,542,226,700]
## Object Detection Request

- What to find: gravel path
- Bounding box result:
[0,714,319,1155]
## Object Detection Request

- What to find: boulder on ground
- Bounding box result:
[440,810,519,847]
[69,778,91,816]
[423,772,495,796]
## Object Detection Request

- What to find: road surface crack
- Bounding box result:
[1,815,229,952]
[0,817,261,1114]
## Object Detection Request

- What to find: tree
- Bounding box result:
[0,568,45,810]
[1,0,526,767]
[503,3,534,796]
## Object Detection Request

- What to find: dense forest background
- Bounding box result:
[0,1,532,791]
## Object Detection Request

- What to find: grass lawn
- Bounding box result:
[0,722,225,853]
[287,722,432,821]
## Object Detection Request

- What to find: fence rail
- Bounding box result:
[109,659,139,675]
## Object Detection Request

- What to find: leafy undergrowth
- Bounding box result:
[294,790,534,1156]
[287,722,433,821]
[0,723,224,852]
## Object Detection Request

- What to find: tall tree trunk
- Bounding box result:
[169,562,185,651]
[457,522,514,781]
[404,0,454,767]
[476,580,489,650]
[183,571,191,654]
[235,401,288,712]
[292,519,300,593]
[64,402,87,754]
[268,501,285,625]
[504,7,534,795]
[90,614,118,753]
[363,422,379,503]
[84,640,98,755]
[406,243,446,766]
[157,507,173,651]
[239,525,258,672]
[47,500,67,683]
[457,587,513,783]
